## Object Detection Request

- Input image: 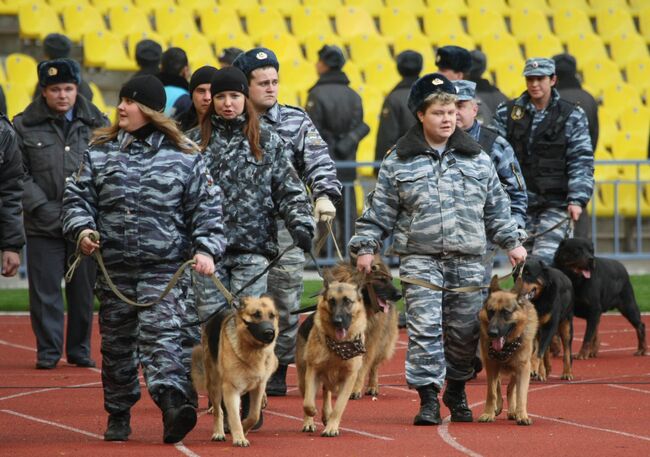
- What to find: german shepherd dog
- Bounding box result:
[519,256,575,381]
[327,255,401,399]
[296,269,367,436]
[191,296,279,447]
[554,237,647,359]
[478,276,539,425]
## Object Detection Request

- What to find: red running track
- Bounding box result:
[1,313,649,457]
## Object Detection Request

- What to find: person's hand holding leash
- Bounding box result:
[193,253,215,276]
[79,229,100,256]
[1,251,20,277]
[314,197,336,223]
[507,245,527,267]
[356,253,373,274]
[567,204,582,221]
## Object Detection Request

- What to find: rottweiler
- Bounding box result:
[554,237,646,359]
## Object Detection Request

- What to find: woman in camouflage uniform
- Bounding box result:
[62,75,226,444]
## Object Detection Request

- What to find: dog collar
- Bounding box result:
[325,335,366,360]
[487,336,522,361]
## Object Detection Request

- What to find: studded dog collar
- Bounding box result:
[325,336,366,360]
[487,336,523,361]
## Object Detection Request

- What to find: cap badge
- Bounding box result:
[511,106,524,120]
[48,67,58,76]
[532,61,539,68]
[432,78,444,86]
[256,51,268,60]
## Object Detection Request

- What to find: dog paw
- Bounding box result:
[211,433,226,442]
[478,414,495,423]
[516,416,533,426]
[574,351,589,360]
[233,438,250,447]
[634,349,647,356]
[366,387,379,397]
[302,424,316,433]
[349,391,362,400]
[321,427,340,437]
[561,372,574,381]
[507,412,517,420]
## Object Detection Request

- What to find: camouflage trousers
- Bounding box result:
[95,267,195,415]
[266,220,305,365]
[525,206,573,265]
[401,254,485,389]
[192,253,269,322]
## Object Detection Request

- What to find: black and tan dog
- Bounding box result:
[520,256,575,381]
[554,237,647,359]
[192,296,279,447]
[328,255,401,399]
[478,276,539,426]
[296,269,367,437]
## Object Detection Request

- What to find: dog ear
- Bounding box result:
[513,277,528,305]
[323,267,336,288]
[489,275,501,294]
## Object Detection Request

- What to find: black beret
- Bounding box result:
[553,53,577,76]
[396,50,423,77]
[119,75,166,112]
[218,47,244,66]
[189,65,218,93]
[318,45,346,70]
[43,33,72,59]
[436,45,472,73]
[407,72,458,115]
[469,49,487,79]
[210,67,249,97]
[135,39,162,66]
[37,58,81,87]
[232,47,279,76]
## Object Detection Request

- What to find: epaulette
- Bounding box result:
[281,103,306,114]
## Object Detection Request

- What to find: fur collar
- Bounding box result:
[395,124,482,159]
[19,94,104,127]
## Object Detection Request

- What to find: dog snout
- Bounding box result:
[261,328,276,344]
[332,312,351,330]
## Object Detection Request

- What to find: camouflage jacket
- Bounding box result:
[191,115,314,259]
[491,89,594,209]
[261,103,341,203]
[62,130,226,269]
[0,114,24,252]
[349,125,526,257]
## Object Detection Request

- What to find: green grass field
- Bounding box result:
[1,275,649,312]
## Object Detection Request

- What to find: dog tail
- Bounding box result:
[190,345,207,393]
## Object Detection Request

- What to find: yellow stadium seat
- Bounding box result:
[176,0,217,17]
[524,33,563,59]
[347,34,392,68]
[242,6,288,42]
[630,0,650,13]
[61,4,106,43]
[509,8,553,43]
[466,9,508,42]
[259,0,301,16]
[133,0,174,15]
[301,0,343,17]
[4,82,31,119]
[290,7,333,39]
[125,30,166,61]
[5,53,38,89]
[552,8,593,42]
[466,0,509,15]
[618,106,650,138]
[154,5,198,42]
[301,34,345,62]
[379,7,420,40]
[595,8,637,42]
[0,0,40,15]
[624,57,650,99]
[385,0,426,16]
[170,31,216,69]
[84,30,136,71]
[426,0,468,16]
[108,5,153,41]
[640,7,650,44]
[590,0,630,12]
[90,0,130,15]
[18,3,62,40]
[88,81,108,113]
[508,0,551,14]
[334,6,378,38]
[345,0,384,16]
[231,0,264,15]
[601,83,642,119]
[210,30,255,59]
[565,33,609,69]
[278,57,316,105]
[609,32,650,69]
[434,34,476,52]
[581,58,624,97]
[493,61,526,98]
[49,0,89,13]
[612,130,649,160]
[343,60,364,89]
[596,177,650,218]
[392,33,434,60]
[422,9,472,47]
[363,60,401,94]
[199,6,244,38]
[597,106,618,151]
[258,32,304,61]
[480,33,523,73]
[548,0,590,12]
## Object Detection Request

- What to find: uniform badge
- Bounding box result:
[256,51,268,60]
[205,171,214,187]
[432,78,444,85]
[532,61,539,68]
[381,107,389,117]
[48,67,58,76]
[511,106,524,120]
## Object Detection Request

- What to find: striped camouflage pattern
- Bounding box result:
[401,255,484,388]
[190,114,314,259]
[62,130,226,267]
[349,125,526,258]
[524,206,573,265]
[467,121,528,229]
[261,103,342,202]
[491,88,594,209]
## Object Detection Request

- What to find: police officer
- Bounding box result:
[0,113,24,277]
[175,65,218,132]
[453,79,527,284]
[467,50,507,126]
[350,73,527,426]
[218,46,243,68]
[491,58,594,264]
[375,50,423,164]
[435,45,472,81]
[233,47,341,396]
[133,39,163,77]
[62,75,225,443]
[15,58,108,370]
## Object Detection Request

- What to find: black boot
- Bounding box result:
[266,364,288,397]
[159,388,197,444]
[104,412,131,441]
[442,380,473,422]
[413,384,441,425]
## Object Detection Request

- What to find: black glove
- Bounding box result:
[293,230,313,253]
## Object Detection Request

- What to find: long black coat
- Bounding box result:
[0,114,24,252]
[374,76,418,163]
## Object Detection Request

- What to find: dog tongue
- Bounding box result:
[492,337,505,352]
[581,270,591,279]
[378,298,389,313]
[336,328,348,340]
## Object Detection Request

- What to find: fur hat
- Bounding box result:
[232,47,279,76]
[210,67,249,97]
[469,49,487,79]
[436,45,472,73]
[119,75,166,112]
[37,58,81,87]
[396,50,423,78]
[43,33,72,59]
[552,53,577,77]
[218,47,244,66]
[135,39,162,67]
[318,45,346,70]
[407,72,457,115]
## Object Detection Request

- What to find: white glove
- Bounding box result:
[314,196,336,223]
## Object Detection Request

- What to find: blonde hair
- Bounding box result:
[91,101,198,154]
[418,92,458,115]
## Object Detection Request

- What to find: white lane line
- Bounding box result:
[264,409,394,441]
[528,413,650,442]
[437,417,484,457]
[174,443,201,457]
[0,381,102,402]
[607,384,650,395]
[0,409,103,439]
[0,339,35,351]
